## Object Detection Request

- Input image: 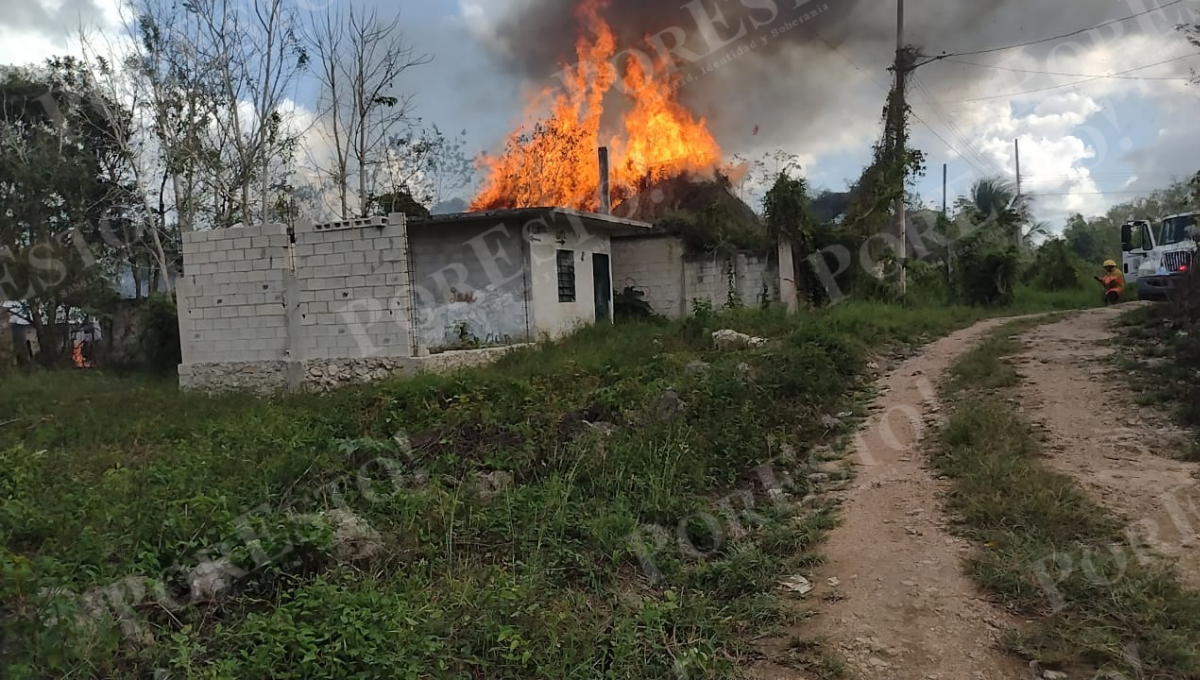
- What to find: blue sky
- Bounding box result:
[3,0,1199,229]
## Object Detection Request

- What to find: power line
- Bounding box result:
[910,73,1011,177]
[907,109,990,178]
[1028,189,1156,197]
[943,57,1193,80]
[924,0,1186,62]
[817,29,993,181]
[934,53,1199,104]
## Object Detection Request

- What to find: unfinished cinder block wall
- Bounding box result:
[611,233,780,318]
[176,224,292,386]
[177,215,420,392]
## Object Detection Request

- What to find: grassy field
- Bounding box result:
[1,290,1096,679]
[1114,303,1200,453]
[935,317,1200,678]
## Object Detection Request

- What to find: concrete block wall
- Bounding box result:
[292,215,415,360]
[734,253,776,307]
[611,233,778,318]
[177,224,292,365]
[611,235,687,318]
[177,214,418,392]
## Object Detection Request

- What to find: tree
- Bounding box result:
[378,126,473,212]
[763,169,821,305]
[1023,220,1051,249]
[762,171,816,245]
[0,62,127,363]
[310,4,431,218]
[364,187,430,219]
[78,34,178,294]
[966,177,1022,237]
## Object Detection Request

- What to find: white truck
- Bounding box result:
[1121,212,1197,301]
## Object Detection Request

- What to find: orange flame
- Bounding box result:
[470,0,721,212]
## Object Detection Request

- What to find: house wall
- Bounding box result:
[611,233,778,318]
[176,224,291,366]
[408,222,531,351]
[177,216,420,393]
[527,216,613,339]
[611,235,687,318]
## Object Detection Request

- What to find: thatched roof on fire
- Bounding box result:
[612,173,769,254]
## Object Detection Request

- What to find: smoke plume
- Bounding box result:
[473,0,1189,162]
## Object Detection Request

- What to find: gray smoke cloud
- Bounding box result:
[477,0,1193,164]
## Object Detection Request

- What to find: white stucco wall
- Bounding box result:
[527,219,613,339]
[408,222,531,351]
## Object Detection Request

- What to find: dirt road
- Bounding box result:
[750,317,1029,680]
[746,306,1200,679]
[1014,305,1200,587]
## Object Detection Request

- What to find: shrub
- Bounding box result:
[957,242,1018,307]
[1025,239,1080,292]
[137,293,182,375]
[613,287,655,320]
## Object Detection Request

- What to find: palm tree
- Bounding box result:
[1022,220,1051,249]
[968,177,1031,245]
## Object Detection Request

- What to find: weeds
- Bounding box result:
[0,292,1098,678]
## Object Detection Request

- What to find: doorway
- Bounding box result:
[593,253,612,322]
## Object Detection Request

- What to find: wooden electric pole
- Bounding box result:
[895,0,908,295]
[942,163,948,216]
[1014,138,1023,247]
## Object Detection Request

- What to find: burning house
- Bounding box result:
[175,0,807,392]
[464,0,796,318]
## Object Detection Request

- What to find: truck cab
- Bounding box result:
[1123,212,1197,301]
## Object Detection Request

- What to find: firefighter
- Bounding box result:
[1094,259,1125,305]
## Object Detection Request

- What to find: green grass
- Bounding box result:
[1115,304,1200,436]
[935,319,1200,678]
[1,291,1096,679]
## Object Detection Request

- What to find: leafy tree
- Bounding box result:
[0,61,130,363]
[1026,238,1080,291]
[365,187,431,219]
[762,172,816,247]
[763,170,823,305]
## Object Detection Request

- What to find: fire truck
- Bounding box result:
[1122,212,1197,301]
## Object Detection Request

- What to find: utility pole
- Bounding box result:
[895,0,908,295]
[1014,138,1023,247]
[942,163,948,216]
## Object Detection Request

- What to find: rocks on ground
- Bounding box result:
[188,557,240,603]
[656,390,687,420]
[712,329,768,351]
[324,508,384,561]
[476,470,515,502]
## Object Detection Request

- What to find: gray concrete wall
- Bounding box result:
[291,216,415,361]
[177,224,292,365]
[611,233,777,318]
[178,215,417,392]
[612,235,688,318]
[408,221,531,351]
